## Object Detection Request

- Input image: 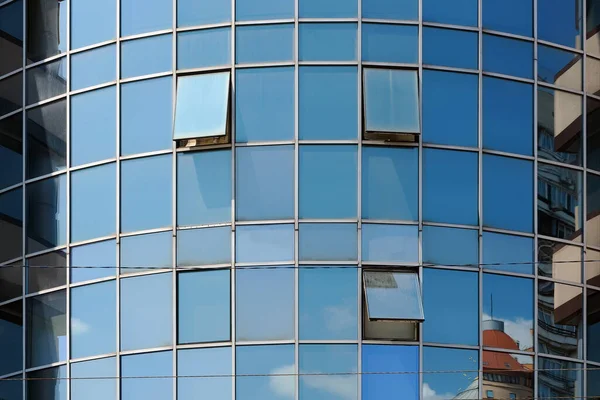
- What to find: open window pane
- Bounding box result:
[364,271,424,321]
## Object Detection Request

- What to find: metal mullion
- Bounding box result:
[293,0,299,397]
[582,0,588,395]
[477,0,484,395]
[65,0,72,396]
[357,0,363,395]
[21,0,27,396]
[171,0,178,397]
[533,0,539,395]
[417,0,423,394]
[115,0,122,395]
[230,0,236,395]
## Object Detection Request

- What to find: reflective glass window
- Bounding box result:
[362,24,418,63]
[299,345,357,400]
[422,226,478,266]
[236,268,294,341]
[299,268,357,340]
[0,113,22,190]
[0,377,21,400]
[363,345,418,400]
[26,174,67,253]
[298,223,357,261]
[71,45,116,91]
[121,34,172,79]
[120,273,172,351]
[121,77,172,156]
[236,67,294,142]
[236,345,295,400]
[538,357,582,399]
[364,271,423,321]
[236,24,294,64]
[177,28,231,70]
[178,0,231,26]
[588,288,600,363]
[588,0,600,57]
[484,352,533,398]
[0,0,23,76]
[26,290,66,368]
[71,0,116,49]
[589,97,600,172]
[26,99,66,179]
[589,174,600,248]
[177,226,231,266]
[483,155,534,233]
[0,261,22,302]
[483,77,533,156]
[482,0,532,37]
[26,0,67,62]
[236,225,294,263]
[0,73,22,117]
[591,369,600,400]
[538,45,582,91]
[423,70,478,147]
[178,347,231,400]
[178,270,230,344]
[27,365,67,400]
[121,351,173,400]
[0,188,22,263]
[362,0,417,19]
[27,250,66,293]
[26,58,67,104]
[538,239,582,283]
[587,56,600,94]
[299,0,357,17]
[121,0,171,37]
[120,155,172,233]
[361,224,418,263]
[236,145,294,220]
[71,240,116,284]
[299,24,357,62]
[585,248,600,288]
[299,66,357,140]
[423,27,478,69]
[0,301,22,376]
[423,347,479,400]
[423,0,477,26]
[538,0,582,49]
[71,163,116,243]
[121,231,172,274]
[483,34,533,79]
[71,357,116,400]
[236,0,293,19]
[71,86,116,166]
[71,281,116,359]
[482,232,534,274]
[300,145,357,218]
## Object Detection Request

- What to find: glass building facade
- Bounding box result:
[1,0,600,399]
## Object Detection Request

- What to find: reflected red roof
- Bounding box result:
[483,329,519,350]
[483,329,530,372]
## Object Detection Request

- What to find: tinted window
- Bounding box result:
[482,0,532,37]
[299,23,357,61]
[423,27,478,69]
[0,73,22,117]
[27,250,66,293]
[0,261,22,302]
[121,0,172,36]
[539,357,582,398]
[26,99,66,179]
[0,377,21,400]
[588,288,600,363]
[538,239,582,283]
[0,114,22,190]
[26,290,66,368]
[362,0,417,19]
[71,240,116,283]
[26,0,67,62]
[71,357,116,400]
[236,345,294,400]
[299,223,357,261]
[71,44,116,91]
[538,0,582,49]
[121,351,173,400]
[236,0,293,20]
[423,347,479,400]
[483,34,533,79]
[482,232,534,274]
[423,0,477,26]
[177,28,231,69]
[27,365,67,400]
[0,0,23,76]
[71,0,116,49]
[588,97,600,172]
[121,34,172,79]
[364,271,423,320]
[422,225,478,266]
[0,301,22,376]
[178,0,231,26]
[362,24,418,63]
[299,345,357,400]
[361,224,418,263]
[26,174,67,253]
[121,231,172,274]
[236,224,294,263]
[26,58,67,104]
[0,188,22,263]
[299,0,357,18]
[538,44,582,91]
[236,24,294,64]
[178,347,231,400]
[363,345,418,400]
[588,174,600,248]
[178,226,231,266]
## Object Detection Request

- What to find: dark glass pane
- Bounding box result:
[121,351,173,400]
[591,369,600,399]
[482,0,532,37]
[423,347,479,400]
[0,113,22,190]
[121,231,172,274]
[178,347,231,400]
[538,239,582,283]
[26,250,66,293]
[299,0,357,18]
[236,0,293,20]
[299,345,357,400]
[120,0,172,36]
[26,0,67,63]
[363,345,418,400]
[26,99,66,179]
[538,0,583,49]
[538,44,582,91]
[423,27,477,69]
[0,188,22,263]
[483,34,533,79]
[589,174,600,248]
[538,357,582,398]
[422,225,478,266]
[71,240,116,283]
[177,226,231,266]
[298,223,357,261]
[482,231,534,274]
[362,23,418,63]
[0,0,23,76]
[423,0,477,26]
[121,34,172,79]
[588,0,600,57]
[299,24,357,61]
[26,290,66,368]
[71,0,116,49]
[0,73,22,117]
[26,174,67,253]
[27,366,66,400]
[0,376,22,400]
[236,345,294,400]
[589,97,600,172]
[71,44,116,91]
[178,0,231,26]
[0,300,22,376]
[0,262,22,302]
[236,24,294,63]
[71,357,117,400]
[588,288,600,363]
[177,28,231,70]
[361,223,418,263]
[236,225,294,263]
[362,0,417,19]
[26,58,67,104]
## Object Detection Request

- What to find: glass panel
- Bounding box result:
[588,288,600,363]
[0,0,23,76]
[423,347,479,400]
[538,45,582,91]
[120,273,172,351]
[120,155,172,233]
[588,0,600,57]
[363,345,418,400]
[121,34,172,79]
[71,240,116,283]
[236,24,294,64]
[0,73,22,117]
[482,352,533,399]
[27,365,66,400]
[589,174,600,248]
[362,0,417,19]
[26,0,67,63]
[121,351,173,400]
[361,24,418,63]
[177,28,231,70]
[538,357,582,398]
[26,174,67,253]
[178,226,231,266]
[71,0,116,49]
[423,149,478,225]
[71,163,116,242]
[178,347,231,400]
[71,86,116,166]
[174,72,230,140]
[586,248,600,288]
[177,150,231,226]
[0,301,22,376]
[121,0,171,36]
[422,226,478,266]
[26,58,67,104]
[538,0,582,49]
[0,113,22,190]
[26,290,66,368]
[0,188,22,263]
[423,0,477,26]
[0,261,22,302]
[178,0,231,26]
[299,0,357,17]
[27,250,66,293]
[236,0,293,20]
[364,68,419,134]
[362,224,418,263]
[26,99,66,179]
[482,0,532,36]
[236,345,295,400]
[0,375,23,400]
[178,270,230,344]
[299,145,357,218]
[236,268,294,341]
[299,345,357,400]
[587,56,600,94]
[299,66,357,140]
[236,225,294,263]
[589,97,600,172]
[71,281,116,359]
[590,369,600,400]
[538,239,582,283]
[71,357,116,400]
[423,27,478,69]
[299,268,357,340]
[121,231,172,274]
[71,45,116,91]
[483,154,534,233]
[364,271,423,320]
[482,232,534,274]
[121,76,172,156]
[298,223,357,261]
[236,145,294,220]
[483,34,534,79]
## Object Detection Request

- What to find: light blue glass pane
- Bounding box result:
[423,0,477,26]
[121,351,172,400]
[178,270,230,343]
[71,45,116,91]
[174,72,230,140]
[236,0,293,20]
[27,365,67,400]
[178,0,231,26]
[178,347,231,400]
[236,25,294,63]
[299,268,357,340]
[362,146,418,220]
[71,0,116,49]
[177,150,231,226]
[299,66,357,140]
[423,347,479,400]
[26,174,67,253]
[362,345,418,400]
[423,269,479,345]
[483,154,533,233]
[299,145,357,218]
[71,240,116,283]
[538,44,582,90]
[236,146,294,220]
[299,345,357,400]
[362,0,417,19]
[538,0,582,49]
[121,0,172,36]
[120,273,172,351]
[483,34,534,79]
[236,224,294,263]
[362,24,418,63]
[120,155,172,232]
[423,149,478,225]
[299,24,357,61]
[121,77,172,156]
[71,358,116,400]
[364,68,419,133]
[0,301,21,376]
[483,231,534,274]
[71,281,116,359]
[237,345,295,400]
[299,223,358,261]
[483,0,532,36]
[483,77,534,156]
[423,27,478,69]
[177,28,231,70]
[423,70,478,147]
[121,231,172,274]
[121,34,172,79]
[178,227,231,266]
[236,68,294,142]
[422,226,478,266]
[71,86,116,166]
[26,291,66,368]
[361,224,418,263]
[364,271,423,320]
[236,269,294,341]
[299,0,357,17]
[71,163,116,243]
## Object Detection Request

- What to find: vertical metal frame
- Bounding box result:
[230,0,237,396]
[21,0,27,397]
[477,0,484,396]
[65,0,72,398]
[171,0,178,397]
[293,0,300,396]
[356,0,364,398]
[416,0,424,397]
[115,0,122,396]
[533,0,540,396]
[581,0,588,397]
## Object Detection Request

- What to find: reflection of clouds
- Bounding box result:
[71,318,90,335]
[422,383,454,400]
[483,313,533,350]
[269,364,357,400]
[269,364,295,399]
[324,306,355,333]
